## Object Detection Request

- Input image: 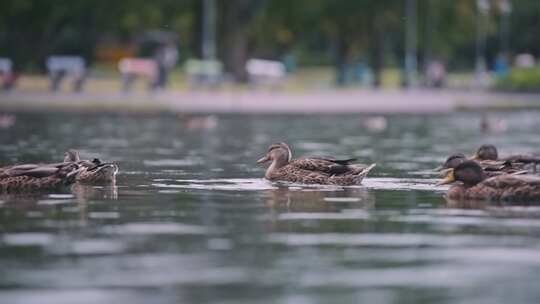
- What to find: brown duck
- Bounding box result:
[0,162,81,193]
[437,160,540,201]
[472,144,540,173]
[437,143,538,177]
[63,149,118,184]
[256,142,375,186]
[437,152,526,177]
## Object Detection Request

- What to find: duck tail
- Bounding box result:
[358,163,376,176]
[351,163,376,184]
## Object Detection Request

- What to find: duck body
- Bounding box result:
[0,149,118,192]
[477,159,527,176]
[76,162,118,184]
[258,143,375,186]
[439,161,540,201]
[0,162,80,193]
[447,175,540,201]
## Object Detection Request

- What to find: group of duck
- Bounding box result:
[256,142,540,201]
[1,143,539,202]
[0,150,118,193]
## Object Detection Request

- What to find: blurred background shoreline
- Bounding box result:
[2,0,540,115]
[2,87,540,114]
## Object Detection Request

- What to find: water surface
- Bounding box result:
[1,111,540,304]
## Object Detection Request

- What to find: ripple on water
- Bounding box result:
[88,212,121,219]
[267,232,536,248]
[150,177,444,192]
[277,211,370,221]
[143,158,201,167]
[2,233,54,246]
[362,177,446,191]
[48,239,127,256]
[152,178,277,191]
[101,222,211,235]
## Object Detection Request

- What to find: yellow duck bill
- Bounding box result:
[436,170,455,186]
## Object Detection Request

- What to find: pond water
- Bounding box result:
[1,111,540,304]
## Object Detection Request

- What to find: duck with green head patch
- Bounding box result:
[437,160,540,201]
[257,142,375,186]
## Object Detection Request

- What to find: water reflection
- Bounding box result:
[445,197,490,209]
[264,187,374,213]
[71,183,118,201]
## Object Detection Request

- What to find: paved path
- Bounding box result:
[1,89,540,114]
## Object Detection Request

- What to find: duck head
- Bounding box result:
[472,144,498,161]
[437,153,466,170]
[257,142,292,171]
[437,160,487,187]
[64,149,81,162]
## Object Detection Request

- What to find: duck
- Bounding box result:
[0,162,81,193]
[437,160,540,201]
[256,142,375,186]
[437,152,526,177]
[63,149,118,184]
[472,144,540,173]
[472,144,540,163]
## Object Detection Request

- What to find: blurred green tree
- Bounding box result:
[0,0,539,85]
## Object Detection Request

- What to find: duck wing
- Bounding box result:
[0,164,40,178]
[310,157,357,165]
[482,174,540,188]
[290,158,354,175]
[478,159,527,174]
[0,161,77,177]
[5,166,61,178]
[478,160,506,171]
[503,154,540,164]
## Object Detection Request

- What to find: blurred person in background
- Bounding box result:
[154,41,179,89]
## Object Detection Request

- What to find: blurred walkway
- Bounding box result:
[1,89,540,114]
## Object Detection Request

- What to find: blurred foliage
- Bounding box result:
[0,0,196,71]
[0,0,539,83]
[494,67,540,92]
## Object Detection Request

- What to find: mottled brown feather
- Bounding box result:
[267,160,375,186]
[0,163,80,193]
[448,174,540,201]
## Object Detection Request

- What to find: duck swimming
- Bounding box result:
[0,162,81,193]
[63,149,118,184]
[473,144,540,164]
[437,160,540,201]
[437,152,526,177]
[257,142,375,186]
[472,144,540,173]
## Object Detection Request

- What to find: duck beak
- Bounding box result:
[434,165,444,171]
[436,170,455,186]
[470,153,480,160]
[257,155,271,164]
[438,168,453,178]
